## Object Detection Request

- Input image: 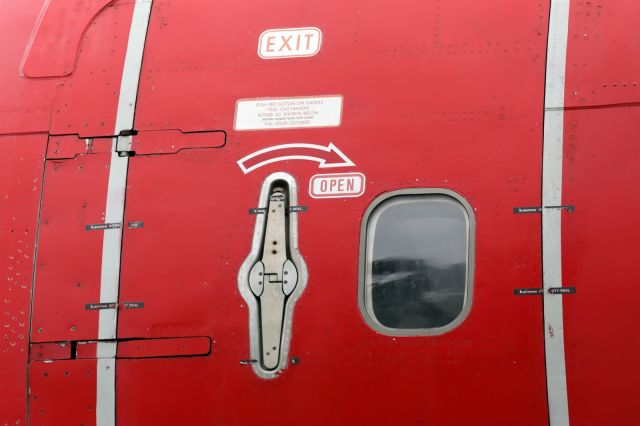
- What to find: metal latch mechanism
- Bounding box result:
[248,188,299,369]
[238,173,307,378]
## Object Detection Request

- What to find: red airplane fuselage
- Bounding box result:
[0,1,638,425]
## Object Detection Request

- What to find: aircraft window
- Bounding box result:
[359,190,475,336]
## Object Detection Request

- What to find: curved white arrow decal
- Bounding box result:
[237,142,355,174]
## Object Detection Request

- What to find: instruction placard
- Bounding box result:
[234,96,343,131]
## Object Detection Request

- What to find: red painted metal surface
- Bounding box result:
[117,337,211,358]
[118,150,230,340]
[117,358,215,426]
[135,0,549,132]
[31,152,112,342]
[23,0,113,78]
[0,1,59,134]
[30,342,73,361]
[46,135,113,159]
[48,0,135,137]
[564,1,640,108]
[130,130,226,155]
[0,0,134,137]
[0,1,130,422]
[29,359,98,426]
[75,337,211,359]
[561,108,640,424]
[0,134,47,426]
[76,341,100,359]
[561,2,640,423]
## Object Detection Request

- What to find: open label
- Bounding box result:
[309,172,365,198]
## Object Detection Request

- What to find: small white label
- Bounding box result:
[258,27,322,59]
[309,173,365,199]
[234,96,342,131]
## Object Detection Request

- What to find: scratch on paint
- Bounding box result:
[548,324,554,338]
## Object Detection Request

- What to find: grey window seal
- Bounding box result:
[358,188,476,336]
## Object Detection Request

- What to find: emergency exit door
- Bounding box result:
[63,0,551,423]
[113,131,549,426]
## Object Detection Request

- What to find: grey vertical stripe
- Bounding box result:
[96,341,117,424]
[98,139,128,341]
[96,358,116,426]
[114,0,153,134]
[543,0,571,425]
[97,1,152,426]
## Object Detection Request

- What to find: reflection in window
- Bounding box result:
[363,193,473,332]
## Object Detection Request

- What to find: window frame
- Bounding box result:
[358,188,476,336]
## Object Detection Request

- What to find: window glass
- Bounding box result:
[362,192,473,333]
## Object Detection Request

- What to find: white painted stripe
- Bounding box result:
[96,341,118,359]
[96,358,116,426]
[543,0,571,425]
[98,139,128,341]
[97,1,152,425]
[545,0,571,110]
[115,0,153,134]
